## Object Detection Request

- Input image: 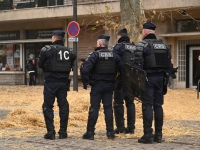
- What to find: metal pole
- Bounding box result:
[73,0,78,91]
[197,79,200,99]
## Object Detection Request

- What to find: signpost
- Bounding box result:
[68,37,78,42]
[70,0,78,91]
[67,21,80,38]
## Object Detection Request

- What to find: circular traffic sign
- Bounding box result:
[67,21,80,37]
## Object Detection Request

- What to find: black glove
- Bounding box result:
[114,78,122,92]
[115,82,122,92]
[66,79,71,91]
[89,80,96,86]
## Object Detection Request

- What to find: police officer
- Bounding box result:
[38,30,76,140]
[134,22,172,143]
[112,28,136,134]
[81,34,123,140]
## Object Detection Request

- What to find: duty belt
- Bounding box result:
[147,72,164,77]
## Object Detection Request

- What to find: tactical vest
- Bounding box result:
[121,43,136,66]
[143,39,168,69]
[92,50,116,74]
[48,45,72,72]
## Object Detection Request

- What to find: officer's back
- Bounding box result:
[81,34,123,140]
[38,30,76,140]
[81,35,123,84]
[38,30,76,81]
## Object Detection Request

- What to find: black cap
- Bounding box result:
[117,28,127,35]
[98,34,110,41]
[52,30,65,38]
[143,22,156,30]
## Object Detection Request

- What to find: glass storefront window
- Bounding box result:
[177,19,200,32]
[0,44,22,71]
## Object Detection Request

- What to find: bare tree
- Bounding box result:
[120,0,146,44]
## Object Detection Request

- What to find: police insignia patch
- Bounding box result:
[99,52,113,58]
[125,44,136,51]
[153,44,166,49]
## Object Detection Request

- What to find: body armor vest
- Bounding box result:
[92,49,116,74]
[121,43,136,66]
[143,39,168,69]
[48,45,72,72]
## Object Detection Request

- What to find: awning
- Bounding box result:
[159,32,200,37]
[0,38,52,44]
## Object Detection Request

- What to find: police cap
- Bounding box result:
[52,30,65,38]
[117,28,127,35]
[143,22,156,30]
[98,34,110,41]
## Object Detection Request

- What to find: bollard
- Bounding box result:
[197,79,200,99]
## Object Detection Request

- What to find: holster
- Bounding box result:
[163,72,169,95]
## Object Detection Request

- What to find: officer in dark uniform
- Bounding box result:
[81,34,123,140]
[134,22,172,143]
[112,28,136,134]
[38,30,76,140]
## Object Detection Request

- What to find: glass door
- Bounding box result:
[189,47,200,88]
[25,42,51,85]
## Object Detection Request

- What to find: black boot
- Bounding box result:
[44,130,55,140]
[83,131,94,140]
[83,107,96,140]
[104,106,115,139]
[154,132,162,143]
[113,103,125,134]
[107,131,115,139]
[114,128,125,134]
[138,134,154,144]
[58,103,69,139]
[154,106,163,143]
[138,104,154,144]
[58,130,68,139]
[124,127,134,134]
[125,101,135,134]
[42,103,55,140]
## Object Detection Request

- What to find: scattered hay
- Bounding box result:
[5,108,45,128]
[0,86,200,138]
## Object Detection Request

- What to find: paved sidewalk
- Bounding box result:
[0,133,200,150]
[0,122,200,150]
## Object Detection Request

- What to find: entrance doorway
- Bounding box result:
[25,42,51,85]
[189,47,200,88]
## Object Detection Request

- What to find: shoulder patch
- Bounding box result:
[110,45,115,51]
[45,45,52,50]
[138,40,148,48]
[85,52,94,61]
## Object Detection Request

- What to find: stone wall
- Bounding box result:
[0,73,25,85]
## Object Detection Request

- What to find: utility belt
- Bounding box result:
[92,80,114,83]
[45,77,69,82]
[147,72,164,77]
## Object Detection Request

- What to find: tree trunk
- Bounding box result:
[120,0,146,44]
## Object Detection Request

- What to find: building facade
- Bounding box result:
[143,0,200,89]
[0,0,200,88]
[0,0,119,85]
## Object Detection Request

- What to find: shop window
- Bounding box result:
[177,19,200,32]
[0,44,22,71]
